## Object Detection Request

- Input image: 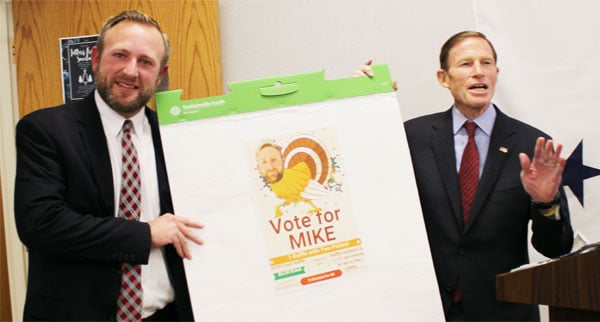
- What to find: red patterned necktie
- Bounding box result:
[116,120,143,321]
[458,121,479,223]
[454,121,479,303]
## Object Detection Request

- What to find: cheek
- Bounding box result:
[258,163,268,172]
[444,73,462,88]
[95,60,120,76]
[139,68,162,84]
[447,79,465,93]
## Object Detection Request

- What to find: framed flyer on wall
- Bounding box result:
[59,35,97,103]
[155,65,443,321]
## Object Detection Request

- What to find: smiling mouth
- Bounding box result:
[117,81,138,89]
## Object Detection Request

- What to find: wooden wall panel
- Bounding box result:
[12,0,223,117]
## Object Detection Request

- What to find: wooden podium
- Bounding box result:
[496,246,600,321]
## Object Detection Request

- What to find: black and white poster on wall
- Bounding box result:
[60,35,97,103]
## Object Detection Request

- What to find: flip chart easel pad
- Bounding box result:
[158,67,443,321]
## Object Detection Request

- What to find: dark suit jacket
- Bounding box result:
[14,95,193,321]
[404,106,573,321]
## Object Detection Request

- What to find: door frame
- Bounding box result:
[1,2,27,321]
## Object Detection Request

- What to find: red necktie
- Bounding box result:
[458,121,479,223]
[116,120,143,321]
[453,121,479,303]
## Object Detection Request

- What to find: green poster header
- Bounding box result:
[155,64,394,125]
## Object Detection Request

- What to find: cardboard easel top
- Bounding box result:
[155,64,394,125]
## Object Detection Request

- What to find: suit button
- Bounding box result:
[458,248,465,255]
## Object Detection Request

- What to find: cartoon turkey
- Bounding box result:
[256,136,330,217]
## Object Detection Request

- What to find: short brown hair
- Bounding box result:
[256,142,282,156]
[96,10,171,69]
[439,31,497,71]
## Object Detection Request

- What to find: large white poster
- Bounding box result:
[156,66,444,321]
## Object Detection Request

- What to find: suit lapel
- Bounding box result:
[430,109,464,226]
[70,97,173,217]
[75,95,115,216]
[145,107,174,214]
[465,107,515,230]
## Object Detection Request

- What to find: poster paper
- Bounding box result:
[156,65,443,321]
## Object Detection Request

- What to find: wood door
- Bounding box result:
[12,0,223,117]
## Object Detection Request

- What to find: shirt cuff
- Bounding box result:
[532,194,561,220]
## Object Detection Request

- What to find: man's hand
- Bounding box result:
[148,213,204,259]
[519,137,566,203]
[354,59,375,77]
[354,59,398,90]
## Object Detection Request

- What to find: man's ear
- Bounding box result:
[157,64,169,86]
[436,69,449,88]
[91,46,100,73]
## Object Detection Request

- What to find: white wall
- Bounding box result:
[219,0,476,121]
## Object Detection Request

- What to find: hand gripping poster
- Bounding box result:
[156,65,444,321]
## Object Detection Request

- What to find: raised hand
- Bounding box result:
[519,137,566,203]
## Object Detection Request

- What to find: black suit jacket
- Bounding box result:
[14,95,193,321]
[404,106,573,321]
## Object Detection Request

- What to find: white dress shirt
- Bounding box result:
[452,104,496,176]
[95,91,175,318]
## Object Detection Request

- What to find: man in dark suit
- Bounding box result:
[14,10,203,321]
[359,31,574,321]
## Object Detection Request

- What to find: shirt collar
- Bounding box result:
[94,90,147,138]
[452,103,496,136]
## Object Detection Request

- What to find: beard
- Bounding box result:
[264,170,283,184]
[95,70,156,115]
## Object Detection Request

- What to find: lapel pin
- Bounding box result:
[499,146,508,153]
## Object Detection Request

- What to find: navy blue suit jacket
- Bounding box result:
[404,106,573,321]
[14,95,193,321]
